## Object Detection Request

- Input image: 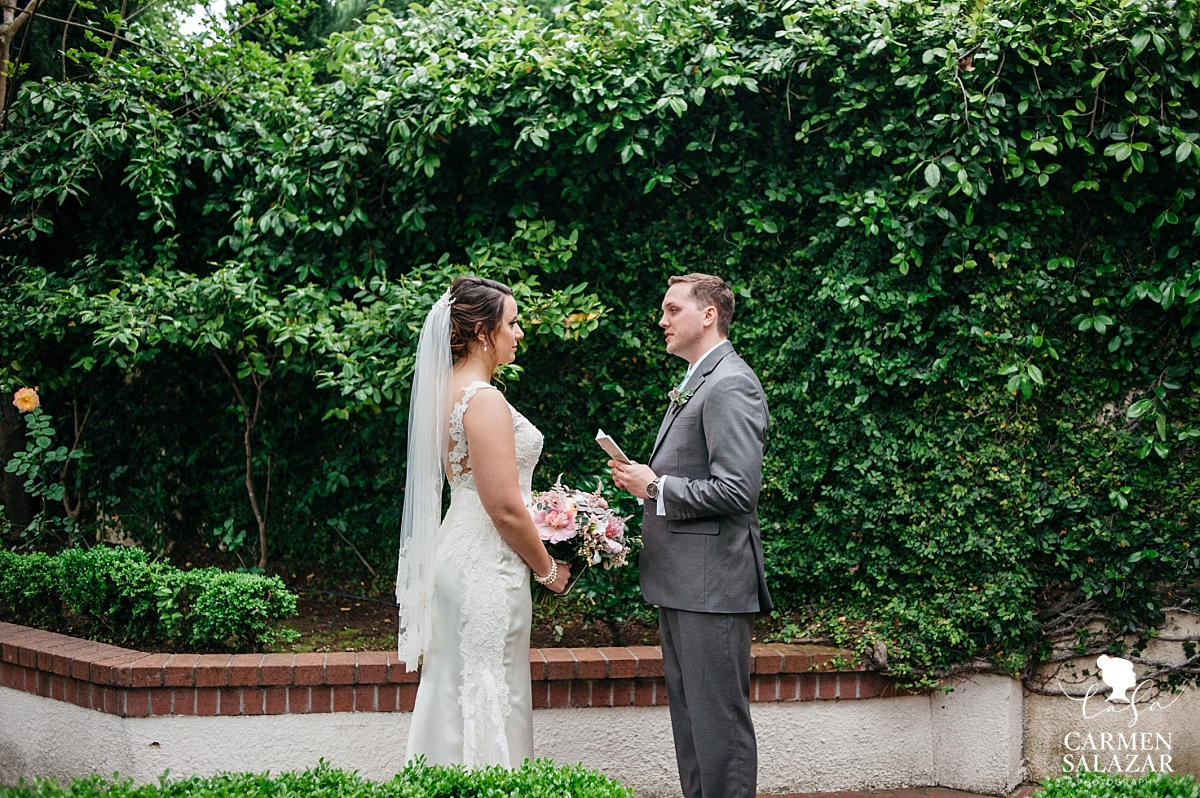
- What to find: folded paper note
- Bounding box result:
[595,429,632,464]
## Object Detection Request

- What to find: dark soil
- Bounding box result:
[268,590,660,653]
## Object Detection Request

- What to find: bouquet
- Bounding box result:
[529,476,633,594]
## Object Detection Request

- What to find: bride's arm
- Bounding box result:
[463,389,571,593]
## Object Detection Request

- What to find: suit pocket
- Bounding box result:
[668,519,720,536]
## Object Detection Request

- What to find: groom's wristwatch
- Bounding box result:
[645,476,662,500]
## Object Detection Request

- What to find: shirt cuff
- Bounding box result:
[655,476,667,516]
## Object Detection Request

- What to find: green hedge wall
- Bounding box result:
[2,0,1199,680]
[0,547,297,651]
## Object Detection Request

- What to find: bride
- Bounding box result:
[397,275,571,769]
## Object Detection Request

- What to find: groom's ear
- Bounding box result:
[701,304,718,328]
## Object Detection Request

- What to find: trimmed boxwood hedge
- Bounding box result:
[0,760,633,798]
[0,546,296,652]
[1040,772,1200,798]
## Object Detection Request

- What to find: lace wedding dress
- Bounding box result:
[405,381,544,768]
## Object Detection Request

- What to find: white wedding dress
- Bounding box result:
[405,381,543,769]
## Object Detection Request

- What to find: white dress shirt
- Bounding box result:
[655,340,727,515]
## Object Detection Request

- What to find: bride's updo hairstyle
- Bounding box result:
[449,276,514,361]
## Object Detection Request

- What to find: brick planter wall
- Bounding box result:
[0,621,908,718]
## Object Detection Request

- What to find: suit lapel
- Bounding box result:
[649,341,734,463]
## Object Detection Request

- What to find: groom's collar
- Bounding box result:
[684,339,729,381]
[682,340,733,389]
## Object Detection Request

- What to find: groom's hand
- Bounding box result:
[609,459,657,500]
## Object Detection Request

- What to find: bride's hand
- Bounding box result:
[545,560,571,594]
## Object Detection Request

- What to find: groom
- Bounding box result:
[610,273,771,798]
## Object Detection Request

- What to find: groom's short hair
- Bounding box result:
[668,273,735,337]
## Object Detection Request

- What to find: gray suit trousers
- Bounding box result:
[659,607,757,798]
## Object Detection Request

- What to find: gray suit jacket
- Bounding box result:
[639,340,773,614]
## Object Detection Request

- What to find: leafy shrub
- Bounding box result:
[1,759,633,798]
[0,546,296,652]
[0,550,58,628]
[1040,772,1200,798]
[187,570,298,650]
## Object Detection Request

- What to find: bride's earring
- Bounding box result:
[483,344,488,352]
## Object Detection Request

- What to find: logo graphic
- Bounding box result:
[1059,655,1185,775]
[1096,655,1137,703]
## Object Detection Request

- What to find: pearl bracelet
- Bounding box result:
[533,558,558,586]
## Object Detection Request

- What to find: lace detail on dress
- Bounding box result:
[438,382,544,767]
[448,381,493,490]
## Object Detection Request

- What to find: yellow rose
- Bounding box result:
[12,387,40,413]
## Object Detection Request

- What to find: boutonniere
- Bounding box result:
[668,387,695,410]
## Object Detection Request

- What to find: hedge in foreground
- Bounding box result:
[0,546,296,652]
[2,760,633,798]
[1040,772,1200,798]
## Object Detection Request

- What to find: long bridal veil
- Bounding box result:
[396,289,454,671]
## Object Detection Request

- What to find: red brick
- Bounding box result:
[529,649,547,681]
[332,685,354,712]
[530,682,549,710]
[777,645,816,673]
[589,679,615,707]
[63,676,79,705]
[111,653,159,688]
[194,655,231,688]
[219,688,241,716]
[129,653,171,688]
[857,673,881,699]
[11,629,60,666]
[627,646,664,678]
[195,687,219,716]
[227,654,262,687]
[258,654,293,685]
[755,675,780,702]
[388,652,419,682]
[354,686,376,712]
[610,680,634,707]
[304,686,328,712]
[76,681,94,709]
[752,644,783,675]
[597,647,636,679]
[36,637,83,672]
[548,680,569,708]
[293,653,325,685]
[287,686,311,713]
[242,688,265,715]
[150,688,173,716]
[799,675,817,701]
[633,678,655,707]
[0,627,51,664]
[542,648,576,680]
[100,686,118,714]
[568,681,591,708]
[124,690,150,718]
[399,684,417,712]
[378,685,400,712]
[264,687,287,715]
[163,654,201,687]
[572,649,607,680]
[811,651,837,672]
[51,641,97,677]
[818,674,839,699]
[51,674,67,700]
[325,653,357,685]
[355,652,388,684]
[66,645,115,681]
